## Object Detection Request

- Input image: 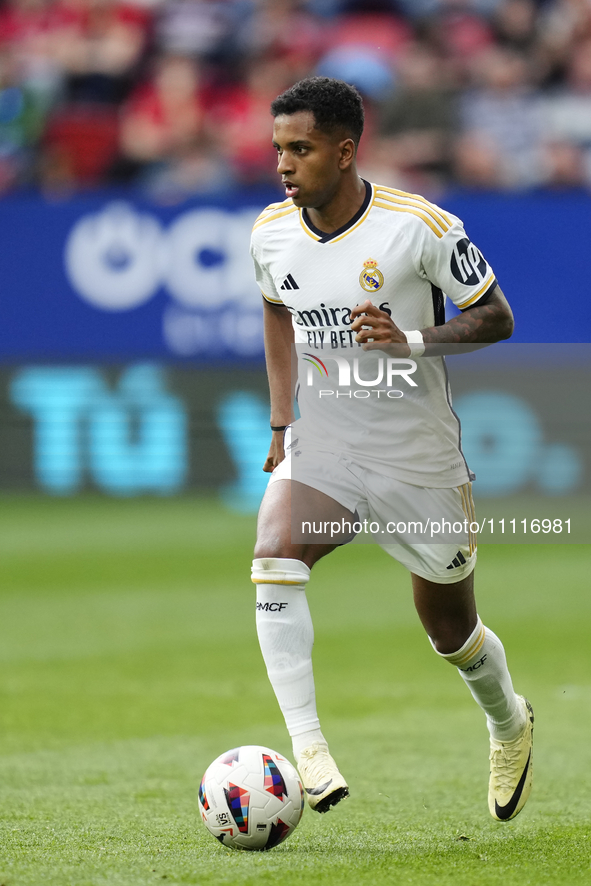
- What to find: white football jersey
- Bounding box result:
[250,181,498,488]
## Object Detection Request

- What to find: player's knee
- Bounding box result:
[253,535,295,561]
[254,541,282,560]
[429,619,476,655]
[431,634,464,655]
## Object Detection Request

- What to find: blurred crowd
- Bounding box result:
[1,0,591,200]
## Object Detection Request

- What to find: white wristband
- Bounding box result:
[402,329,425,357]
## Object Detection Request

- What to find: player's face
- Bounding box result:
[272,111,348,209]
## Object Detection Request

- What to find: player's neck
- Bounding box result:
[306,174,367,235]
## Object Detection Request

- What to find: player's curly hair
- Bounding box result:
[270,77,365,146]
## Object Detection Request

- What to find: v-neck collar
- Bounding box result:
[301,179,373,243]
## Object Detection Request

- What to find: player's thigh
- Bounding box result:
[255,479,352,567]
[364,476,478,650]
[256,443,365,565]
[367,478,477,583]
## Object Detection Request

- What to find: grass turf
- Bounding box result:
[0,496,589,885]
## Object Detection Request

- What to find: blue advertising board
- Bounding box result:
[0,190,588,362]
[0,351,589,519]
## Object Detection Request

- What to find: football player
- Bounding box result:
[250,77,533,821]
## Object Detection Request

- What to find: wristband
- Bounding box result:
[402,329,425,357]
[270,425,288,432]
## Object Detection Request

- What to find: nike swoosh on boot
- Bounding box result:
[494,750,531,820]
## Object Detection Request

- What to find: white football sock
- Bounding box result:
[252,557,325,758]
[433,617,526,742]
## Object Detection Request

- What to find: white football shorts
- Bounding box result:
[268,429,477,584]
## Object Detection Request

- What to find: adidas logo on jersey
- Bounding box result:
[446,550,467,570]
[280,274,299,290]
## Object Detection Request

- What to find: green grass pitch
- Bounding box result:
[0,496,589,886]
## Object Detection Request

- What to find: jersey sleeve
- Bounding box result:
[415,212,498,310]
[250,235,284,306]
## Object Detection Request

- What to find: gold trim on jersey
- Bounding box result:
[373,199,446,239]
[299,183,374,243]
[299,210,322,241]
[375,185,452,226]
[252,204,298,230]
[254,197,293,224]
[328,192,374,243]
[261,290,284,305]
[456,274,496,308]
[374,189,450,236]
[458,482,477,555]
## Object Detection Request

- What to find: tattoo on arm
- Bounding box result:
[422,287,514,347]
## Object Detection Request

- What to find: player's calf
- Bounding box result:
[432,616,533,818]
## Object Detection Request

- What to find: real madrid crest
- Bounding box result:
[359,258,384,293]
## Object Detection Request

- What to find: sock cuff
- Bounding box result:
[251,557,310,586]
[432,617,485,667]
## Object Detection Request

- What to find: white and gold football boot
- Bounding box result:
[489,696,534,821]
[297,741,349,813]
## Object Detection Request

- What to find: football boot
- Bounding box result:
[296,741,349,813]
[489,696,534,821]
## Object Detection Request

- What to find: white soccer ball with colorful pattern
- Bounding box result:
[198,745,304,850]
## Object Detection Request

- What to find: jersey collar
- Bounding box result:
[300,180,373,243]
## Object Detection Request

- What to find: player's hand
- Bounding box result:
[350,300,410,355]
[263,431,286,473]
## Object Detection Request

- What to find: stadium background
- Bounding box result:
[0,1,589,884]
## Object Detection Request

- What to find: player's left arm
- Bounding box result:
[423,284,514,344]
[352,210,516,353]
[422,283,515,345]
[350,284,513,352]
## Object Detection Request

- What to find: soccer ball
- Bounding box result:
[198,745,304,850]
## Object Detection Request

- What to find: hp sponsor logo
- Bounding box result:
[450,237,488,286]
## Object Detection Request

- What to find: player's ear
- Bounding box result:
[338,138,356,170]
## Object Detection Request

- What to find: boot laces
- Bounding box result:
[490,743,523,793]
[299,743,335,782]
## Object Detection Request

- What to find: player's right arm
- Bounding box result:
[250,215,297,471]
[262,298,295,472]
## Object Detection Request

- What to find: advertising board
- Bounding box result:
[0,191,588,363]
